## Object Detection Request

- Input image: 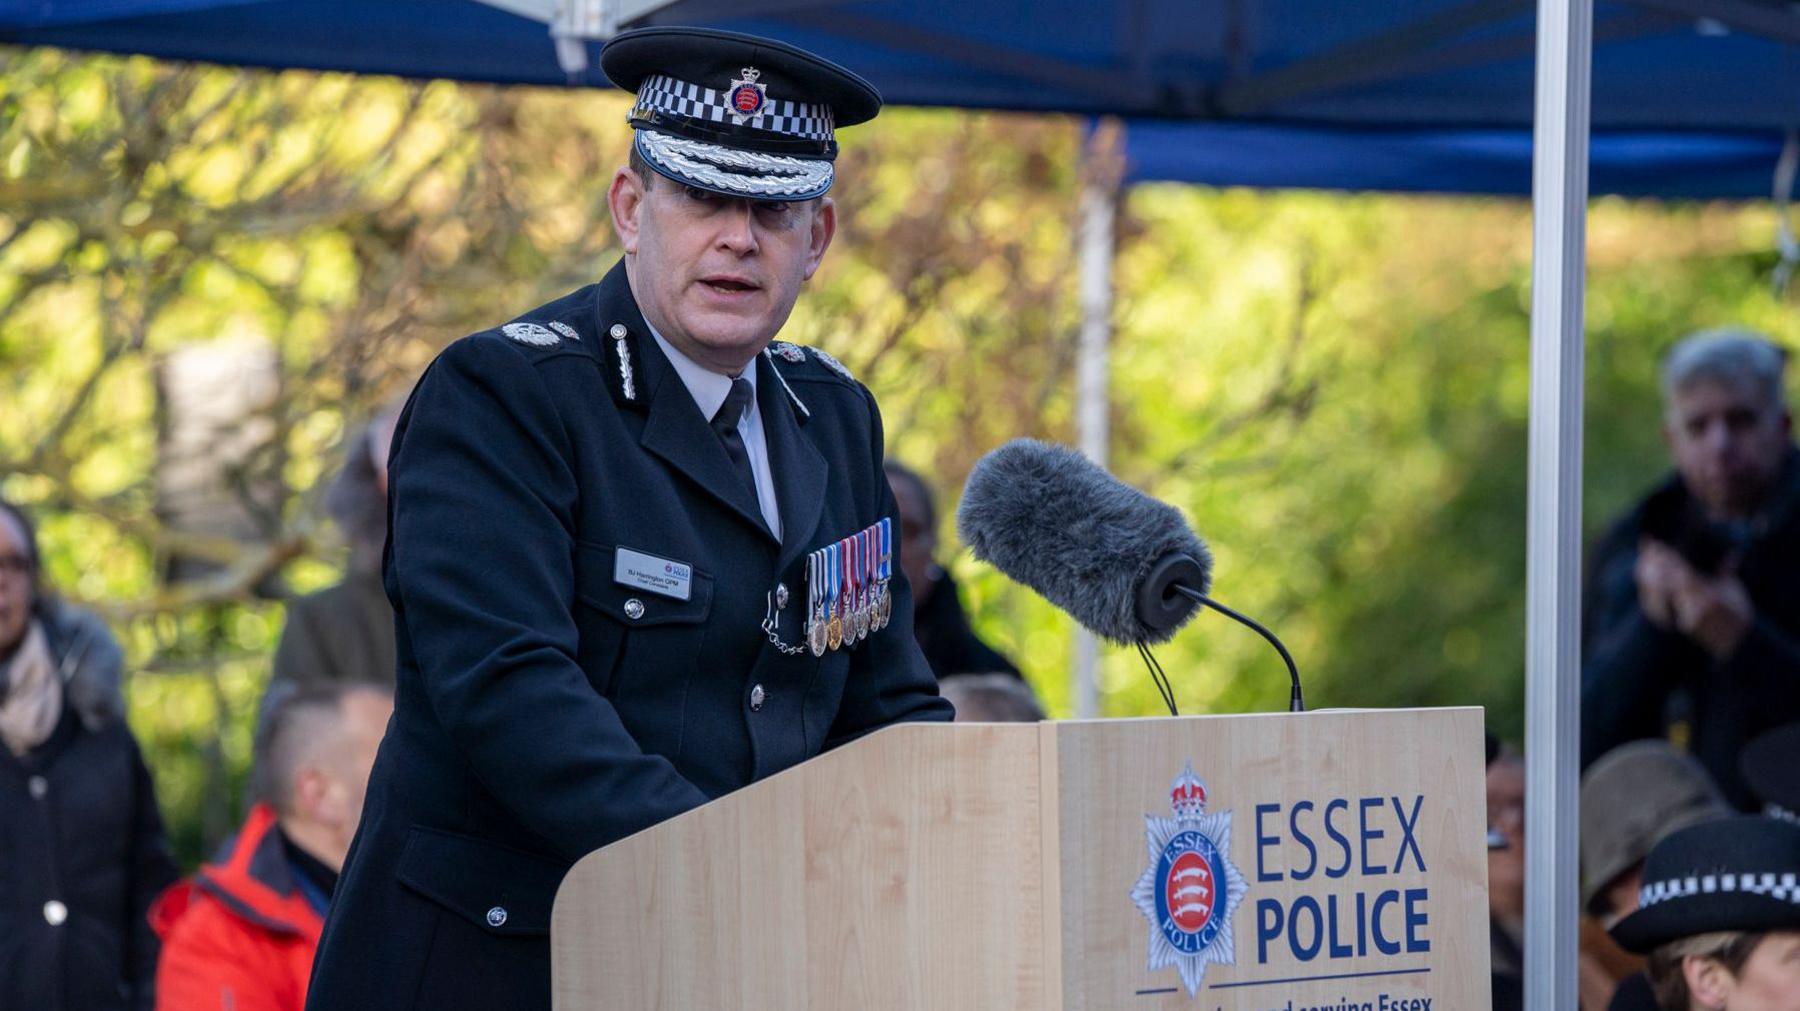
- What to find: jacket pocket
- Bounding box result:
[394,828,570,937]
[572,541,712,755]
[574,541,713,626]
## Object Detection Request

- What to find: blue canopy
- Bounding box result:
[3,0,1795,195]
[1121,123,1790,198]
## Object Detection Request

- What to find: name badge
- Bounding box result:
[613,547,693,601]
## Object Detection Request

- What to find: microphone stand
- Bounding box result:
[1171,584,1306,713]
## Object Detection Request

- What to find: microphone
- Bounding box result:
[955,439,1304,713]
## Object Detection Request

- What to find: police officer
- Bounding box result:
[305,28,952,1011]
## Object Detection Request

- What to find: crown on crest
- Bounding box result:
[739,67,761,83]
[1170,762,1208,819]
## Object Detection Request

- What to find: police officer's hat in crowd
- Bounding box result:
[1741,722,1800,825]
[1609,815,1800,954]
[600,27,881,201]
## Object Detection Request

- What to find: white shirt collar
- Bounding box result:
[644,321,757,422]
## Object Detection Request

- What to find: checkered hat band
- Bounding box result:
[637,74,834,142]
[1638,871,1800,909]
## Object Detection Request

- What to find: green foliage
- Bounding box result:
[2,47,1793,865]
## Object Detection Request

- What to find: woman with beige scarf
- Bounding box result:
[0,498,178,1011]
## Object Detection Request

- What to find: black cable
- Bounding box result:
[1171,584,1306,713]
[1135,641,1179,716]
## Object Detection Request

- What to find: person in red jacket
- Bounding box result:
[151,683,391,1011]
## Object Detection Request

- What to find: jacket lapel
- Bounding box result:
[591,261,803,548]
[636,334,774,541]
[757,353,826,574]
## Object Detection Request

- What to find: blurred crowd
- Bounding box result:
[6,329,1800,1011]
[1485,329,1800,1011]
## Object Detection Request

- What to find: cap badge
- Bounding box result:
[728,67,767,124]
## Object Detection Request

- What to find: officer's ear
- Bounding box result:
[609,166,647,255]
[802,196,836,281]
[1682,953,1735,1009]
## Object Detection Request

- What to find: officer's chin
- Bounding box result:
[684,320,782,362]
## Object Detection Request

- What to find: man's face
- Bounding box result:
[0,510,34,657]
[307,688,393,871]
[1665,378,1791,520]
[610,167,836,374]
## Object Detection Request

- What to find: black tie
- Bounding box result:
[711,377,759,501]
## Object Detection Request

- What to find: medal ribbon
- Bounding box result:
[879,517,892,582]
[808,549,820,629]
[864,521,878,618]
[845,535,860,641]
[826,543,839,629]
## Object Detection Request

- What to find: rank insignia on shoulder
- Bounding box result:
[547,320,580,342]
[809,346,855,381]
[767,341,807,363]
[502,322,560,347]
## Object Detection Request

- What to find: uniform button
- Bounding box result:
[775,583,790,609]
[623,598,645,620]
[749,684,766,711]
[609,323,627,339]
[27,776,47,800]
[43,900,67,926]
[486,906,508,928]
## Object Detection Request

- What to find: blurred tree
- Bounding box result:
[1,46,1792,862]
[0,48,633,859]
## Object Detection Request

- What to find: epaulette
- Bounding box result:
[766,340,857,384]
[499,320,584,350]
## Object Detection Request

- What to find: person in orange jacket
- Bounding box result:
[151,683,390,1011]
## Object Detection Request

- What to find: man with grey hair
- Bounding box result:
[1583,329,1800,808]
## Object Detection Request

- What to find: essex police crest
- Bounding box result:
[1130,762,1249,997]
[727,67,767,124]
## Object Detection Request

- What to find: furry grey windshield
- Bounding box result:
[956,439,1212,645]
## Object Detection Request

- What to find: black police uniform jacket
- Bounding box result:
[305,261,952,1011]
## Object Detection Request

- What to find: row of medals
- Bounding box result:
[805,518,893,657]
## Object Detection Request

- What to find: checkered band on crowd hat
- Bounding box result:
[1609,815,1800,954]
[600,27,882,201]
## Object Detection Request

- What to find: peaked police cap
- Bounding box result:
[601,27,881,201]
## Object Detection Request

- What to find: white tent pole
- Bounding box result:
[1525,0,1590,1007]
[1073,119,1122,719]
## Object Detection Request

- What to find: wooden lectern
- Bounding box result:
[553,708,1490,1009]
